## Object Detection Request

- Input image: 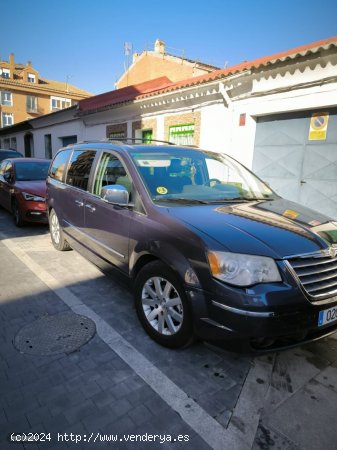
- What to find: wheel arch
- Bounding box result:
[130,242,201,289]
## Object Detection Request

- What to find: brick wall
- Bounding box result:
[132,119,157,139]
[164,111,201,146]
[116,54,197,89]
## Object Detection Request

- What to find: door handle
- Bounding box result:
[85,204,96,212]
[75,200,84,207]
[300,180,306,185]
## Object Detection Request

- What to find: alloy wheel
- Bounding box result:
[50,211,60,245]
[141,276,184,335]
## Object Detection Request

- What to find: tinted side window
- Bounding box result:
[93,152,131,197]
[49,149,71,182]
[66,150,96,191]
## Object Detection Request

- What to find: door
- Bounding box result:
[24,133,34,157]
[61,149,96,243]
[83,151,133,272]
[0,161,14,211]
[253,109,337,218]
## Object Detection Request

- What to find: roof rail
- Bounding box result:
[107,138,176,145]
[67,138,177,146]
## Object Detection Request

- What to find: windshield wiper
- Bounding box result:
[209,197,274,203]
[154,197,210,204]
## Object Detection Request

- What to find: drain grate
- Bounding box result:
[14,312,96,356]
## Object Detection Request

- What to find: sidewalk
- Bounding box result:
[0,239,208,449]
[1,209,337,449]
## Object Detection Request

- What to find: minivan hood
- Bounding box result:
[15,180,47,198]
[166,198,337,258]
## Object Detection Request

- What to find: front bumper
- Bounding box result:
[19,199,48,223]
[186,283,337,353]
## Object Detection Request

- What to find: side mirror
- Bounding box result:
[101,184,129,205]
[3,172,12,182]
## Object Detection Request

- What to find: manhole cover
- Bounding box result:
[14,312,96,356]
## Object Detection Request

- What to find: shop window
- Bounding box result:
[169,124,194,145]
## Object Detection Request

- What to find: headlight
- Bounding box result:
[22,192,45,202]
[207,251,281,286]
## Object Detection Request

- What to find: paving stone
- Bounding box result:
[101,415,135,434]
[128,404,153,426]
[109,381,135,399]
[63,399,98,425]
[0,408,7,425]
[252,422,299,450]
[144,396,171,416]
[0,415,31,439]
[42,413,70,435]
[5,401,41,423]
[125,385,155,406]
[47,389,85,417]
[77,358,97,372]
[81,405,116,432]
[265,381,337,450]
[37,384,66,404]
[109,398,133,420]
[91,389,116,409]
[26,406,52,427]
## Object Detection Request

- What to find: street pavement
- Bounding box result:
[0,207,337,450]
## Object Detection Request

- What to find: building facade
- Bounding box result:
[0,53,91,136]
[1,37,337,218]
[116,39,219,89]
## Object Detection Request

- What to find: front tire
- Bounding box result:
[134,261,194,348]
[12,199,24,227]
[49,209,71,251]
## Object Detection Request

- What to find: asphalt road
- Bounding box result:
[0,207,337,450]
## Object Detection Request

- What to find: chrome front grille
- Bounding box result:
[287,250,337,299]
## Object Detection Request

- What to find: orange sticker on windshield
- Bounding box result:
[283,209,299,220]
[156,186,168,195]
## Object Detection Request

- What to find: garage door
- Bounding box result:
[252,109,337,218]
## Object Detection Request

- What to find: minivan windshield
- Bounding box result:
[130,148,277,204]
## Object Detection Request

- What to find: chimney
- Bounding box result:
[26,60,32,68]
[154,39,165,55]
[9,53,14,79]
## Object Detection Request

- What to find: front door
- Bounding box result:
[83,151,132,272]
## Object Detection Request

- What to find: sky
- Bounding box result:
[3,0,337,95]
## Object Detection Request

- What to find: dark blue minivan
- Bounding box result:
[47,141,337,352]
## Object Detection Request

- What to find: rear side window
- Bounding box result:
[66,150,96,191]
[49,149,71,182]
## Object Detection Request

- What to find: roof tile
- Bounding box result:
[79,76,173,112]
[79,35,337,113]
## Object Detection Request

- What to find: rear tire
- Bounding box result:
[134,261,194,348]
[12,199,24,227]
[49,208,71,251]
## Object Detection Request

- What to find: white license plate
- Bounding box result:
[318,306,337,326]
